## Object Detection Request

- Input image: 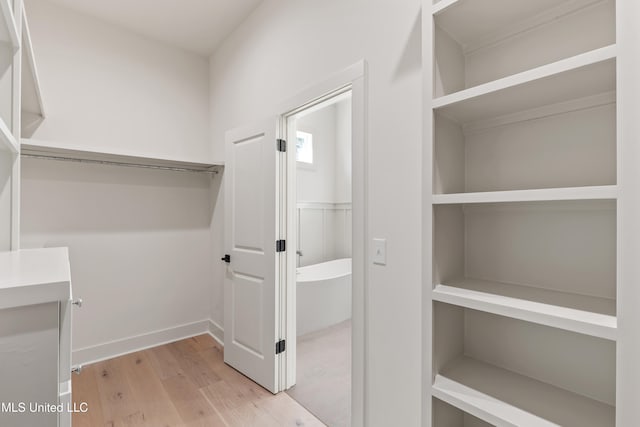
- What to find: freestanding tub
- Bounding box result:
[296,258,352,336]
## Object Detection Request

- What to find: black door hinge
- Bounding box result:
[276,240,286,252]
[277,139,287,152]
[276,339,286,354]
[221,254,231,263]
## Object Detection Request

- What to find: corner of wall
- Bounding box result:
[208,319,224,346]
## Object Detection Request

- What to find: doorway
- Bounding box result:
[284,90,353,427]
[279,63,366,427]
[223,61,366,426]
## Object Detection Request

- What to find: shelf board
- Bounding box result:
[433,357,615,427]
[432,0,459,15]
[0,115,17,153]
[433,0,602,50]
[21,7,45,138]
[432,45,616,124]
[0,0,19,52]
[21,139,224,172]
[0,247,71,310]
[433,280,616,340]
[432,185,617,205]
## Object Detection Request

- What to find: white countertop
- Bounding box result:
[0,247,72,310]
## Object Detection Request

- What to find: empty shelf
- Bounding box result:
[432,0,458,15]
[433,281,616,340]
[21,7,45,138]
[432,185,618,204]
[433,0,601,47]
[432,45,616,124]
[0,0,19,52]
[433,357,615,427]
[21,139,223,172]
[0,116,17,153]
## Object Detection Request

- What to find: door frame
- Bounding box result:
[276,60,368,427]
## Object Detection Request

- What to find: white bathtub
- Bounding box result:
[297,258,352,336]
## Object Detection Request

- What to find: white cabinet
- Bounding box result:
[424,0,636,425]
[0,247,73,427]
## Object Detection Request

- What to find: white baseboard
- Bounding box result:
[72,319,212,366]
[207,319,224,346]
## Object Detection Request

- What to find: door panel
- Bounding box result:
[233,135,265,251]
[232,273,263,355]
[224,118,280,393]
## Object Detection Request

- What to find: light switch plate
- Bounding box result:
[373,238,386,265]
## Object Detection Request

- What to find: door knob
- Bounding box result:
[221,254,231,263]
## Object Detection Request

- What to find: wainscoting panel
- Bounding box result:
[297,202,352,267]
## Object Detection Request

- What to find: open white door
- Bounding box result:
[223,118,282,394]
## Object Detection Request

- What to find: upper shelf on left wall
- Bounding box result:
[0,0,19,153]
[0,0,19,53]
[21,6,44,139]
[21,138,224,173]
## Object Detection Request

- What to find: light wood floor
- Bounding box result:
[72,334,326,427]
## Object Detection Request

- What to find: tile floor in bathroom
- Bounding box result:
[286,319,352,427]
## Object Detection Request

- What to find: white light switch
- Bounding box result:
[373,238,386,265]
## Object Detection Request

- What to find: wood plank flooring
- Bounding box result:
[72,335,326,427]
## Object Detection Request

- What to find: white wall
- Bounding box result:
[296,99,352,267]
[335,97,352,202]
[297,104,337,203]
[21,159,217,363]
[296,98,352,203]
[208,1,422,425]
[20,0,216,363]
[24,0,211,161]
[297,202,352,267]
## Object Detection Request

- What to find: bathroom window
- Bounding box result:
[296,131,314,164]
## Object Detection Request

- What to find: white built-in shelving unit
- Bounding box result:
[424,0,637,425]
[20,6,44,138]
[0,0,19,155]
[0,3,75,427]
[0,0,21,252]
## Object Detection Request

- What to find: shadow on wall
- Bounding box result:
[393,11,421,81]
[208,168,223,229]
[0,155,12,249]
[20,158,214,233]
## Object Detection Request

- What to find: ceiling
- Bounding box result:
[38,0,264,56]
